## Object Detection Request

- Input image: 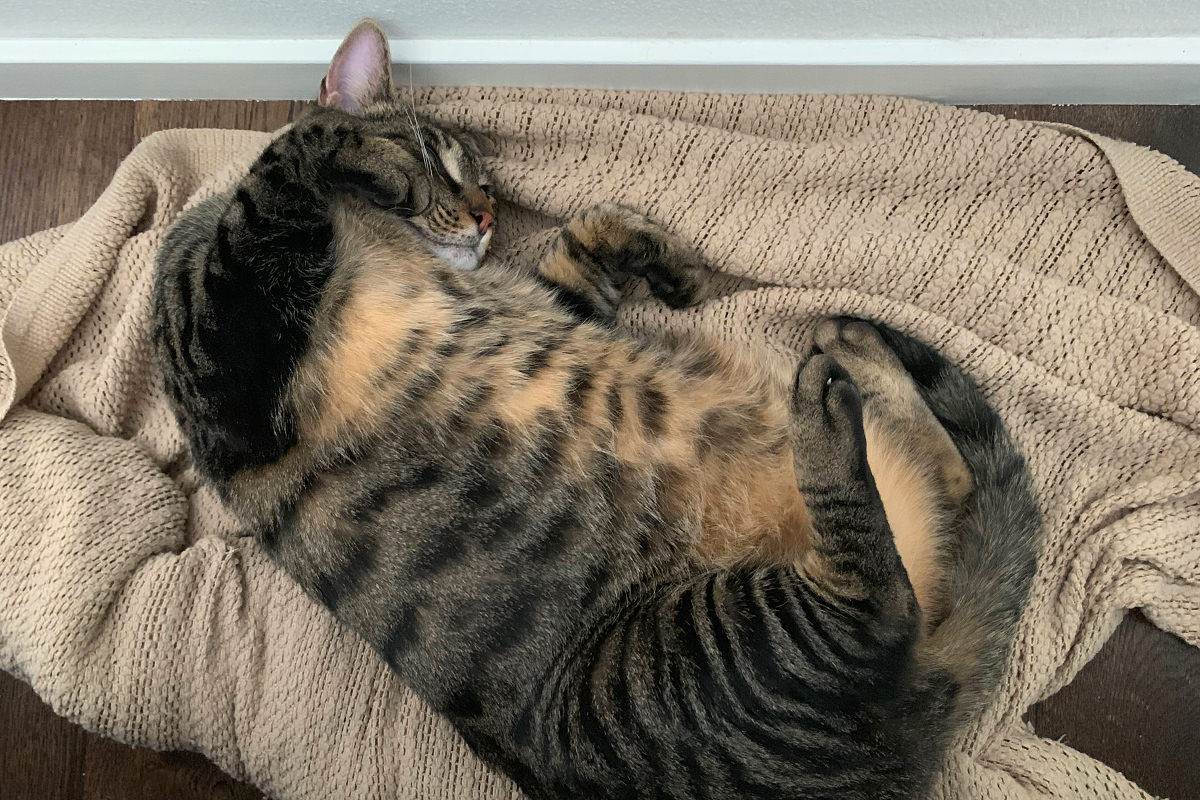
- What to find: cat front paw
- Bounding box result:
[572,203,714,309]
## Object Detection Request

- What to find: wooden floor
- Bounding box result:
[1,100,1198,800]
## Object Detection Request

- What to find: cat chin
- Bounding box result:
[432,245,481,270]
[429,229,492,271]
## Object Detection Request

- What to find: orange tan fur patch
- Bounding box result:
[865,423,946,615]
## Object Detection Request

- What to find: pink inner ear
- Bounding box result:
[320,21,392,113]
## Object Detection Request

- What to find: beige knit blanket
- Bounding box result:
[1,90,1198,800]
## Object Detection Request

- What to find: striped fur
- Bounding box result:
[151,20,1042,800]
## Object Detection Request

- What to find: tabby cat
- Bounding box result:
[152,20,1042,800]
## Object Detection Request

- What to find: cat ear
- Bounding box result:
[318,19,394,113]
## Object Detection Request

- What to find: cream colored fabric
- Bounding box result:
[2,91,1198,800]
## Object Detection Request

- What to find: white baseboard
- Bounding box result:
[3,36,1200,103]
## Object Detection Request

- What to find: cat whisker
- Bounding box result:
[406,64,435,180]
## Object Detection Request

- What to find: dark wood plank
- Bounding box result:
[83,730,264,800]
[0,675,87,800]
[0,672,267,800]
[0,101,135,242]
[1,100,1198,800]
[975,104,1200,174]
[1027,611,1200,800]
[132,100,306,140]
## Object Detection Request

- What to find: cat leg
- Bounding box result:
[534,203,714,322]
[813,317,972,618]
[788,354,916,616]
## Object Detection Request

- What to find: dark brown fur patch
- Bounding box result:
[636,381,669,436]
[696,408,746,457]
[606,384,624,424]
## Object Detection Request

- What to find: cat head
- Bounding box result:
[317,19,494,269]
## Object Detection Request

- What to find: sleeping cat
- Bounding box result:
[152,20,1042,800]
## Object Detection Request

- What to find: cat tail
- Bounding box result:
[873,322,1043,733]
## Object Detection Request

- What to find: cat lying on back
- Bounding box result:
[152,20,1041,800]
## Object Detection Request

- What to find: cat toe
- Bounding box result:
[792,355,862,433]
[813,316,898,369]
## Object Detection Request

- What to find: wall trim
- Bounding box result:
[3,36,1200,102]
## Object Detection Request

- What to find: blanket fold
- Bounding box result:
[2,90,1197,800]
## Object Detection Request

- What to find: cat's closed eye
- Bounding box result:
[368,187,419,217]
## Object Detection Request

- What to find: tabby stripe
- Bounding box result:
[477,422,510,463]
[325,163,393,201]
[171,269,201,376]
[576,671,623,770]
[488,592,539,650]
[805,580,874,619]
[561,227,619,300]
[585,618,648,772]
[215,219,234,266]
[578,562,613,611]
[235,187,261,227]
[796,482,856,501]
[605,383,624,425]
[802,494,874,514]
[652,595,708,752]
[449,305,493,332]
[463,465,505,508]
[637,381,669,436]
[788,581,881,672]
[312,534,377,611]
[612,616,666,775]
[476,331,512,358]
[479,504,528,552]
[404,367,444,404]
[516,507,573,562]
[439,275,470,301]
[744,575,859,726]
[564,365,594,415]
[380,604,422,666]
[519,337,561,377]
[669,587,721,734]
[534,272,608,322]
[259,474,314,552]
[529,416,567,475]
[761,575,845,679]
[559,227,606,284]
[700,577,837,774]
[347,464,442,524]
[681,347,720,379]
[425,147,462,193]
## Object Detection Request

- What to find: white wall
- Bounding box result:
[7,0,1200,39]
[5,0,1200,100]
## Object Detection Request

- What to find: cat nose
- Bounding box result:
[466,189,494,235]
[472,209,494,235]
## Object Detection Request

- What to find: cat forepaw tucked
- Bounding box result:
[571,203,714,309]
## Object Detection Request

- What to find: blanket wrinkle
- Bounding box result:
[2,89,1198,800]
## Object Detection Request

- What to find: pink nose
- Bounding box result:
[473,210,494,235]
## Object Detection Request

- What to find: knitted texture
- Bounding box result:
[1,91,1198,800]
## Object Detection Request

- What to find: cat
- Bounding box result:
[152,19,1042,800]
